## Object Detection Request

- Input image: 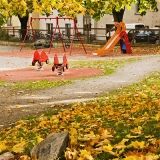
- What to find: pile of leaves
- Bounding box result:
[0,71,159,159]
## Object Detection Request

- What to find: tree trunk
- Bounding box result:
[112,8,125,22]
[18,15,29,40]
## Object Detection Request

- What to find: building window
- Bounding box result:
[135,0,140,14]
[7,17,12,26]
[46,23,53,34]
[83,15,91,31]
[65,23,71,38]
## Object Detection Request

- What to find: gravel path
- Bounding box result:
[0,56,31,71]
[0,45,31,70]
[18,54,160,107]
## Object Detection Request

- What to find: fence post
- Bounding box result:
[6,29,9,41]
[86,28,89,43]
[159,28,160,45]
[13,27,15,36]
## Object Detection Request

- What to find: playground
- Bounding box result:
[0,46,103,82]
[0,43,159,82]
[0,21,153,83]
[0,21,160,127]
[0,45,160,128]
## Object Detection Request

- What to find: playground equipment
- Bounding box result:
[93,22,132,56]
[119,31,132,53]
[52,54,68,75]
[20,17,87,55]
[32,50,49,70]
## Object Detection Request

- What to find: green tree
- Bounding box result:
[0,0,85,39]
[0,14,6,27]
[84,0,159,22]
[0,0,159,38]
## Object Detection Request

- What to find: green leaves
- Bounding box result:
[0,0,159,22]
[85,0,159,20]
[0,0,86,19]
[138,0,158,16]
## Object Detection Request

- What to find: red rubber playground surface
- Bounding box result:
[0,47,105,82]
[0,45,150,82]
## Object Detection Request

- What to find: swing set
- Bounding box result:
[20,16,87,55]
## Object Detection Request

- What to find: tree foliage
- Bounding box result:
[0,0,86,19]
[0,0,159,37]
[84,0,159,21]
[0,0,86,38]
[0,14,6,27]
[0,0,159,21]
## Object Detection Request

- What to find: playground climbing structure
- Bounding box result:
[93,22,132,56]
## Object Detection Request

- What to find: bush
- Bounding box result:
[0,29,8,40]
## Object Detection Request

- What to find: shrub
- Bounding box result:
[0,29,8,40]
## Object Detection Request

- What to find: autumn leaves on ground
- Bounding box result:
[0,46,160,160]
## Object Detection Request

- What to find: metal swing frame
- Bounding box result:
[20,16,87,55]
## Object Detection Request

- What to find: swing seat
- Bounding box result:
[65,43,70,48]
[44,41,53,48]
[34,40,43,46]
